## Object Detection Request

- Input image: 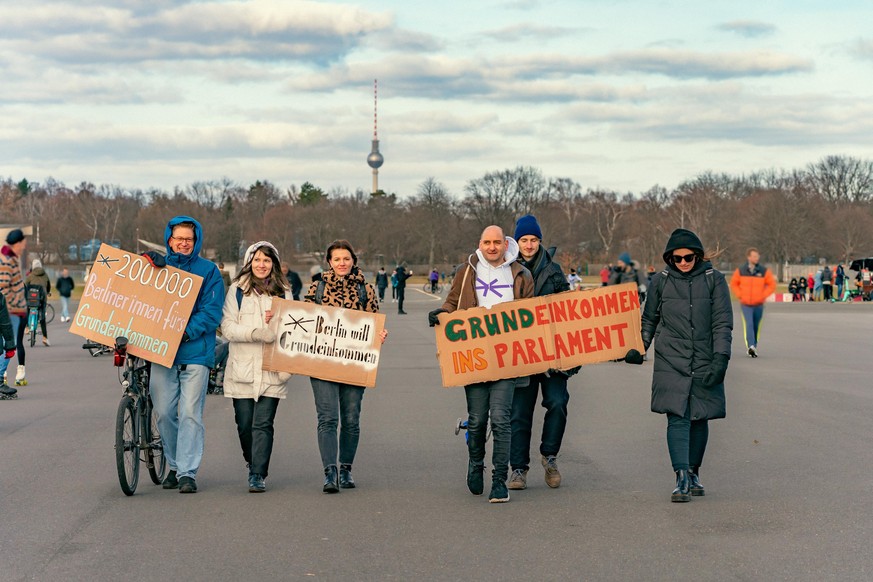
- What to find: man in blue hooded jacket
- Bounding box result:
[147,216,224,493]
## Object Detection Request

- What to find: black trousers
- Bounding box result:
[666,400,709,472]
[396,286,406,312]
[233,397,280,477]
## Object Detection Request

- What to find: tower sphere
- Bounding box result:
[367,148,384,169]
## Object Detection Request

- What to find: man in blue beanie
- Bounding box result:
[508,214,579,490]
[609,250,647,297]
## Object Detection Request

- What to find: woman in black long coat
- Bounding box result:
[625,228,733,502]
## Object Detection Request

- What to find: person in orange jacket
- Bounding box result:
[730,248,776,358]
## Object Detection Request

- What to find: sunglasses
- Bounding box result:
[672,253,697,264]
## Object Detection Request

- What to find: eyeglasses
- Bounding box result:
[171,237,195,244]
[672,253,697,264]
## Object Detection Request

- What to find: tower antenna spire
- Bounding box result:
[366,78,384,195]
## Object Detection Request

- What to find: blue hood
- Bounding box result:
[164,215,204,268]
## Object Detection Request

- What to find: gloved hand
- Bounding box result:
[703,354,729,387]
[142,251,167,268]
[5,349,15,359]
[624,349,645,365]
[182,332,191,343]
[252,327,276,343]
[428,308,448,327]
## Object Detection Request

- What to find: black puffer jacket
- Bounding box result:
[520,246,569,297]
[641,230,733,420]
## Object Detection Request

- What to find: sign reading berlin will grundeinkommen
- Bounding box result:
[434,282,644,387]
[68,244,204,367]
[262,297,386,388]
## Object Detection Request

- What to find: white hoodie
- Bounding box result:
[474,236,519,309]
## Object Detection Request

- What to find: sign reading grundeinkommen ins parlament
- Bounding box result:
[69,244,203,367]
[434,282,644,387]
[262,297,386,388]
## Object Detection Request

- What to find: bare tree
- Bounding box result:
[463,166,547,230]
[807,155,873,205]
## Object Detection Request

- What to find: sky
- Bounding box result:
[2,0,873,199]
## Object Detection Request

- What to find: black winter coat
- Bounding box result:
[521,246,570,297]
[641,261,733,420]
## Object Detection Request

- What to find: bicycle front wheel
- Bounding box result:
[145,397,166,484]
[45,304,55,324]
[115,395,140,496]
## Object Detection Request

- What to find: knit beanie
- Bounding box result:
[243,241,280,267]
[513,215,543,240]
[32,259,42,270]
[618,252,632,265]
[5,229,25,245]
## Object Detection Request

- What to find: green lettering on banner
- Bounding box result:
[469,317,485,339]
[501,311,518,332]
[519,308,534,328]
[445,319,467,342]
[483,313,500,336]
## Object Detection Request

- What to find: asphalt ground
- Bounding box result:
[1,292,872,581]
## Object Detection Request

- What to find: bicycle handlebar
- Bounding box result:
[82,341,105,350]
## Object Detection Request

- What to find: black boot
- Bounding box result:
[323,465,339,494]
[339,464,356,489]
[689,466,705,496]
[671,470,691,503]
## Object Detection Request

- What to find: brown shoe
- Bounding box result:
[507,469,528,490]
[542,455,561,488]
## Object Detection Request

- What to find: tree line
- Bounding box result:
[2,154,871,280]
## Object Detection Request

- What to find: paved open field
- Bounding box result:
[1,293,871,581]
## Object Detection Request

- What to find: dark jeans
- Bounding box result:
[233,397,280,477]
[377,285,386,301]
[823,284,832,301]
[510,373,570,471]
[465,379,514,481]
[15,315,25,365]
[396,286,406,311]
[666,402,709,472]
[311,378,365,468]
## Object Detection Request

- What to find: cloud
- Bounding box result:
[482,23,581,42]
[717,20,777,38]
[850,38,873,62]
[0,1,394,65]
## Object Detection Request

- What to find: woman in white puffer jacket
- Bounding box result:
[221,241,292,493]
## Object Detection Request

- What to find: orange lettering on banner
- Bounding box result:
[434,283,644,387]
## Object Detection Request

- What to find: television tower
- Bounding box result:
[366,79,384,194]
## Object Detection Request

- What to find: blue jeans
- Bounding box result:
[465,379,514,481]
[740,304,764,348]
[150,363,209,479]
[0,316,21,381]
[310,378,365,468]
[510,373,570,470]
[60,296,70,320]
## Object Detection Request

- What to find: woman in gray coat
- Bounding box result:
[625,228,733,502]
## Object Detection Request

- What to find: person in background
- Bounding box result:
[797,272,808,302]
[281,262,303,301]
[390,269,398,302]
[304,240,386,493]
[821,265,833,302]
[788,278,799,302]
[626,228,732,503]
[428,225,534,504]
[0,229,27,386]
[609,252,646,291]
[429,268,440,293]
[835,264,846,301]
[394,264,411,315]
[218,261,232,290]
[0,292,17,399]
[567,268,582,290]
[24,259,51,346]
[807,273,814,301]
[599,264,610,287]
[56,268,75,322]
[145,216,224,494]
[508,215,577,492]
[375,266,389,302]
[730,248,776,358]
[221,241,291,493]
[813,270,823,302]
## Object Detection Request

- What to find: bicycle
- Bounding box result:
[25,286,44,347]
[423,282,444,294]
[83,337,166,495]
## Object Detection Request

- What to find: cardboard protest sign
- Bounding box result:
[69,244,203,367]
[262,297,386,388]
[434,283,644,387]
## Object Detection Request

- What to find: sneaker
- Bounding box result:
[162,470,179,489]
[249,474,266,493]
[748,345,758,358]
[43,338,50,347]
[507,469,528,490]
[466,460,484,496]
[178,476,197,493]
[542,455,562,488]
[488,480,510,503]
